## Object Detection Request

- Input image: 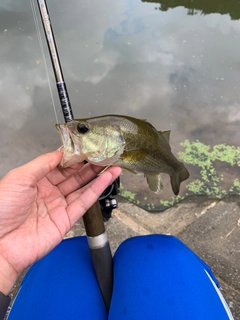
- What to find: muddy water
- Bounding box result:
[1,0,240,210]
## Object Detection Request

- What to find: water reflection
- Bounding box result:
[0,0,240,210]
[147,0,240,20]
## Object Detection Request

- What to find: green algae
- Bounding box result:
[179,140,240,197]
[119,190,137,201]
[119,139,240,211]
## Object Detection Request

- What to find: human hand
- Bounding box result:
[0,150,121,295]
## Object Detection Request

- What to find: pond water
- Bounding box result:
[1,0,240,211]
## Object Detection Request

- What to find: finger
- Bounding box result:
[15,151,63,185]
[47,161,85,185]
[66,165,120,204]
[66,166,122,226]
[57,163,104,196]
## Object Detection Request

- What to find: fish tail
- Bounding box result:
[170,164,189,195]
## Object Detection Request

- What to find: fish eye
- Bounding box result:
[77,123,89,134]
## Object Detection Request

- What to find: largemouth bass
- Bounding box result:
[56,115,189,195]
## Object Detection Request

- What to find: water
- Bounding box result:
[1,0,240,210]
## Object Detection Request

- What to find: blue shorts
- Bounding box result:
[8,235,233,319]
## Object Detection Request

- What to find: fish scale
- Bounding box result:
[56,115,189,195]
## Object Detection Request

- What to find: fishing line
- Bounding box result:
[30,0,59,123]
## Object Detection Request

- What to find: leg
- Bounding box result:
[109,234,233,320]
[8,237,107,320]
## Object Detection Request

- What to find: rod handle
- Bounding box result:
[89,241,113,311]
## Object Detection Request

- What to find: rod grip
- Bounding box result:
[83,202,105,237]
[89,243,113,311]
[83,202,113,310]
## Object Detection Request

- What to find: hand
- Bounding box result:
[0,150,121,295]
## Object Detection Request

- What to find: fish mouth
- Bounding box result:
[55,123,84,167]
[56,124,75,152]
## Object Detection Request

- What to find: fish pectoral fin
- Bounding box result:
[115,150,148,172]
[145,173,163,194]
[119,149,148,162]
[170,164,190,195]
[115,149,148,174]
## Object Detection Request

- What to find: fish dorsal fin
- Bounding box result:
[145,173,163,194]
[159,130,171,142]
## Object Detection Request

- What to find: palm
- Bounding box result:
[0,177,71,269]
[0,151,121,283]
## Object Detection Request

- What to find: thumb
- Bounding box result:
[17,150,63,184]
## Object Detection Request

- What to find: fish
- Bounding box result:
[56,115,189,195]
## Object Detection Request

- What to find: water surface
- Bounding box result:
[1,0,240,210]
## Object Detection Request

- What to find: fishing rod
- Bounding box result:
[36,0,113,310]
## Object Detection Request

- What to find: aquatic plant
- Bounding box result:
[179,140,240,197]
[119,190,137,201]
[159,195,184,209]
[119,139,240,211]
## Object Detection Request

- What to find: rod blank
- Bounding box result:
[37,0,113,310]
[37,0,74,123]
